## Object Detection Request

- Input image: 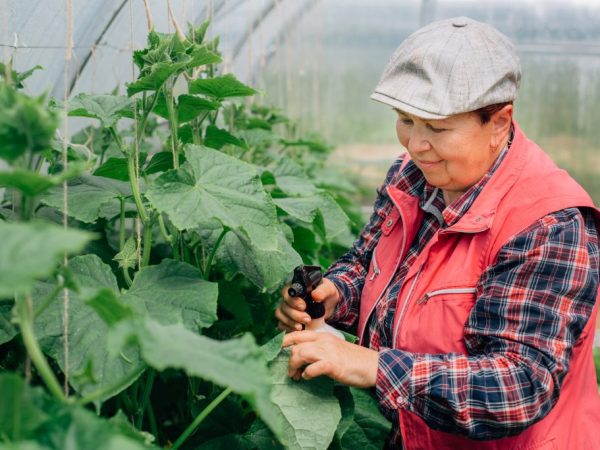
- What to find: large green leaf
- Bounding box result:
[0,221,92,298]
[121,259,218,331]
[66,94,133,129]
[146,145,279,249]
[32,255,143,400]
[274,193,351,243]
[0,83,59,162]
[269,158,352,244]
[271,158,319,196]
[111,319,285,443]
[40,175,132,223]
[269,351,342,450]
[0,373,155,449]
[212,224,301,291]
[189,74,257,99]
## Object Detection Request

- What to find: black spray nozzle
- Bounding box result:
[288,265,324,319]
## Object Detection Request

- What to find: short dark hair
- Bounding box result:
[474,102,513,124]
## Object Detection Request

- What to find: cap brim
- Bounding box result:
[370,92,450,120]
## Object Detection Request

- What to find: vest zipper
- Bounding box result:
[359,197,408,344]
[368,247,380,281]
[392,265,423,345]
[416,287,478,305]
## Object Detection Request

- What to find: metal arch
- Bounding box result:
[67,0,128,96]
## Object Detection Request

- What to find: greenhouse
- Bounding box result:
[1,0,600,448]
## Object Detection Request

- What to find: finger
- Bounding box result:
[275,307,304,331]
[283,295,307,311]
[288,343,317,374]
[302,360,333,381]
[282,330,319,348]
[280,303,310,326]
[281,285,308,309]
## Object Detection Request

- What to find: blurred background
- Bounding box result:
[5,0,600,206]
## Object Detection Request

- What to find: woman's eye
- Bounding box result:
[401,118,413,125]
[426,123,446,133]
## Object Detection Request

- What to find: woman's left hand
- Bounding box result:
[282,331,379,388]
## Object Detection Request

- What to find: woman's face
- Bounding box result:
[395,107,512,203]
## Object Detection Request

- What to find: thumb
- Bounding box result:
[311,278,336,302]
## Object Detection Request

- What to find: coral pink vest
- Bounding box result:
[359,124,600,449]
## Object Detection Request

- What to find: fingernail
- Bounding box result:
[295,324,302,331]
[303,317,310,324]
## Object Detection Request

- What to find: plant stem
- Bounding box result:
[157,214,172,244]
[136,369,156,429]
[76,365,146,406]
[127,155,149,224]
[110,127,149,224]
[204,228,228,280]
[119,197,126,251]
[122,267,133,287]
[141,217,154,267]
[137,93,160,142]
[163,86,180,169]
[17,293,66,401]
[171,387,233,450]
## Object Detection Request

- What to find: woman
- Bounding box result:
[276,17,600,449]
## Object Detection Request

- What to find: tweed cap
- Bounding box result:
[371,17,521,119]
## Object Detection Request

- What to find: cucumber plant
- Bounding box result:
[0,22,389,450]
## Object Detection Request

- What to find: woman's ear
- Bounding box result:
[490,104,513,150]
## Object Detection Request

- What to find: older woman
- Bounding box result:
[276,17,600,449]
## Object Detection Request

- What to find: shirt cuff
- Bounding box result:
[376,347,413,410]
[325,275,356,323]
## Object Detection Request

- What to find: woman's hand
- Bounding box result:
[275,278,340,332]
[282,331,378,388]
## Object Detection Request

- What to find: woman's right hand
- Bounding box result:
[275,278,341,332]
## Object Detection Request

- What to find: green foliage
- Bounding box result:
[0,373,155,449]
[0,83,59,162]
[0,21,387,450]
[0,221,92,298]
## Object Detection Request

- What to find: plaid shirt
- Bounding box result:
[326,143,599,443]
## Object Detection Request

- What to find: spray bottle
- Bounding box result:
[288,265,345,340]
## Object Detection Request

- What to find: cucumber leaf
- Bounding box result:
[0,222,92,298]
[146,145,279,249]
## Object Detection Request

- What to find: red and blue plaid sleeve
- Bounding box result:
[324,156,406,327]
[376,208,599,440]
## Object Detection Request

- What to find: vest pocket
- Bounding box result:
[417,287,478,305]
[405,287,478,354]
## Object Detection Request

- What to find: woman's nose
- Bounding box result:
[407,128,432,153]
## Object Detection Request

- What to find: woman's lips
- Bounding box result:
[418,159,442,167]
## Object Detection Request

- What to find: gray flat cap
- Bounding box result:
[371,17,521,119]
